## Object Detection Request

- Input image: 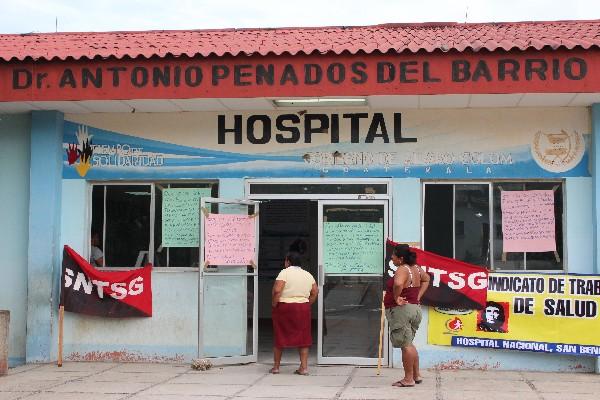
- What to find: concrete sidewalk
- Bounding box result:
[2,361,600,400]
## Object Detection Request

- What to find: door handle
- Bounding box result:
[319,264,324,286]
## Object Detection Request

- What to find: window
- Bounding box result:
[492,182,563,271]
[246,179,391,200]
[91,181,218,268]
[423,181,563,271]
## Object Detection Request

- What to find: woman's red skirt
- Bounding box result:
[272,302,312,348]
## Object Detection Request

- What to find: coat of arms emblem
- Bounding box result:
[531,130,584,173]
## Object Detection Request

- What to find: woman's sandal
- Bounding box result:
[269,367,280,374]
[415,379,423,384]
[294,369,309,375]
[392,380,415,387]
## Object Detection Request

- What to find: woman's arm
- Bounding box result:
[417,267,431,302]
[308,282,319,305]
[393,269,407,305]
[272,280,285,307]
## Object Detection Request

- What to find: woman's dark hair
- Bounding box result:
[285,251,303,267]
[289,238,307,254]
[393,244,417,265]
[90,230,101,244]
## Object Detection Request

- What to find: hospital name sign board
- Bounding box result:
[2,49,598,101]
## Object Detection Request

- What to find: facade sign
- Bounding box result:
[428,272,600,356]
[2,50,599,101]
[63,108,590,179]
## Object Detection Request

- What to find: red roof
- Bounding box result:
[1,20,600,62]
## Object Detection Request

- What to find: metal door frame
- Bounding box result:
[317,199,389,366]
[198,197,259,365]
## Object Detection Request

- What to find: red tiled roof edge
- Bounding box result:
[1,20,599,62]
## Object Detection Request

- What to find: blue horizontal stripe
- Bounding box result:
[452,336,600,357]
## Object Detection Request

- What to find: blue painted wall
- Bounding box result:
[60,180,87,256]
[219,178,246,199]
[63,271,199,362]
[565,178,594,274]
[0,113,31,366]
[391,178,421,242]
[591,103,600,373]
[26,111,64,363]
[593,103,600,275]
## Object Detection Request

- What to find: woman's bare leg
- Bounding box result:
[397,345,416,386]
[271,347,282,373]
[413,348,422,382]
[298,347,309,373]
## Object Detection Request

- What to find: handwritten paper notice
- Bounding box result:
[323,222,383,274]
[204,213,256,265]
[501,190,556,252]
[162,188,212,247]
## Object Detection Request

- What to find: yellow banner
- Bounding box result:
[428,272,600,356]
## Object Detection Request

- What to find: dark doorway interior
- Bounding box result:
[424,184,454,258]
[257,199,318,364]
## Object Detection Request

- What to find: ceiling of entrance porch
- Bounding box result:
[1,92,600,113]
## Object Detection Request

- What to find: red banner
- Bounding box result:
[60,245,152,317]
[385,239,488,309]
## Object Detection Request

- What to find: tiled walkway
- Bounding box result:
[2,361,600,400]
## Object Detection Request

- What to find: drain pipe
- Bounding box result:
[591,103,600,374]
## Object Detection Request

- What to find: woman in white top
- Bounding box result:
[270,251,318,375]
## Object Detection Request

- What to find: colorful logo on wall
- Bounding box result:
[445,317,464,333]
[65,125,95,177]
[531,130,584,173]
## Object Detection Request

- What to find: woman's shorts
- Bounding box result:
[385,304,422,348]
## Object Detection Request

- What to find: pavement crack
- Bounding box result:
[118,366,192,399]
[435,369,443,400]
[14,362,121,399]
[332,366,357,399]
[224,365,268,400]
[520,371,545,400]
[4,363,45,377]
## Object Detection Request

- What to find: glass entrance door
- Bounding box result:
[199,198,259,365]
[317,200,388,365]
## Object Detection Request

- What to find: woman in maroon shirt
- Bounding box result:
[383,244,430,387]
